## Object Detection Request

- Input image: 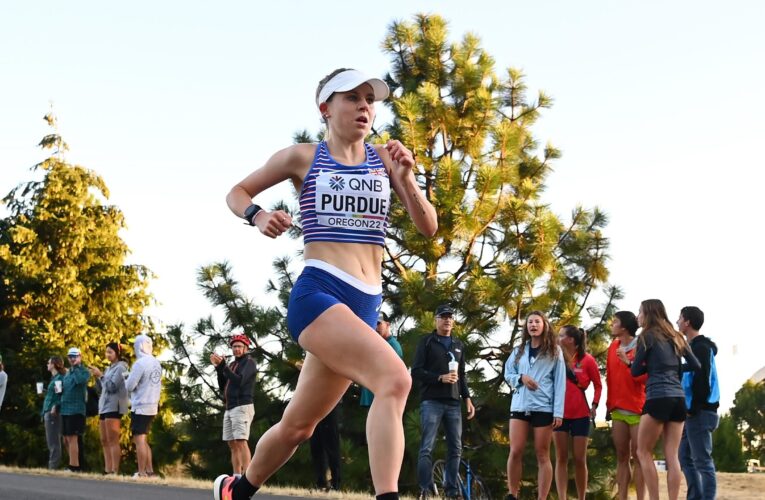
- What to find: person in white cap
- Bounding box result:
[216,68,438,500]
[60,347,91,472]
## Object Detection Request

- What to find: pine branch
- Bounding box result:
[384,242,408,276]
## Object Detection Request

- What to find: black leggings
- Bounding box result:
[310,406,341,489]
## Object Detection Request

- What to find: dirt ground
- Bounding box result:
[658,472,765,499]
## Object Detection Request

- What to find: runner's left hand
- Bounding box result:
[384,140,415,182]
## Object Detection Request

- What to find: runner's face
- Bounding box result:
[325,83,375,139]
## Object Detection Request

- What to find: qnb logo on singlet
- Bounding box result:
[329,176,345,191]
[315,172,390,231]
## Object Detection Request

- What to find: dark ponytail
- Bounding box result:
[561,325,586,360]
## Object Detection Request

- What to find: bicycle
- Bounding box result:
[432,457,491,500]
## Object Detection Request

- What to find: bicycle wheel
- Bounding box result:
[432,459,446,497]
[468,476,491,500]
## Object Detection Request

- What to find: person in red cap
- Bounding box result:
[211,334,257,475]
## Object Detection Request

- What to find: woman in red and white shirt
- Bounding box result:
[553,325,602,500]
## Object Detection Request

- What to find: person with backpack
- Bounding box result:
[677,306,720,500]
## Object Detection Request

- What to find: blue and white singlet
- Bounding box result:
[299,141,390,247]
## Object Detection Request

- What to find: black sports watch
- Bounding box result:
[243,204,263,226]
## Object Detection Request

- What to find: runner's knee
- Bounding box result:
[373,369,410,400]
[281,420,316,445]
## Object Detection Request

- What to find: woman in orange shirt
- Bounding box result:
[606,311,646,500]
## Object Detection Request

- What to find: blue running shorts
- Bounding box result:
[287,259,382,342]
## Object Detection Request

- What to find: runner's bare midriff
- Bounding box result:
[304,241,383,286]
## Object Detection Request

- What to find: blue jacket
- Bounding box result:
[682,335,720,414]
[504,344,566,419]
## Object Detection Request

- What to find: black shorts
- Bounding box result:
[510,411,554,427]
[642,397,686,422]
[130,412,155,435]
[99,412,122,421]
[62,414,86,436]
[554,417,591,437]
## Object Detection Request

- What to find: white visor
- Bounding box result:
[316,69,389,108]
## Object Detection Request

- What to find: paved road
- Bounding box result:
[0,471,305,500]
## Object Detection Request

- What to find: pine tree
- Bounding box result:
[0,112,171,471]
[375,14,617,495]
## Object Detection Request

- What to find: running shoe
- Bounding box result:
[214,474,241,500]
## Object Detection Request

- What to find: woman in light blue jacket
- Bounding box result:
[504,311,566,500]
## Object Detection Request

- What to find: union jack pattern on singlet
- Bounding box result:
[299,141,390,246]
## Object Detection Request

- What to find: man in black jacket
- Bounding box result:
[211,334,257,475]
[412,304,475,500]
[677,306,720,500]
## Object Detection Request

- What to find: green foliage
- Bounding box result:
[161,261,305,479]
[730,380,765,461]
[0,113,176,472]
[377,14,617,496]
[713,414,746,472]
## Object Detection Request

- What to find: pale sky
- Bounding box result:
[2,0,763,413]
